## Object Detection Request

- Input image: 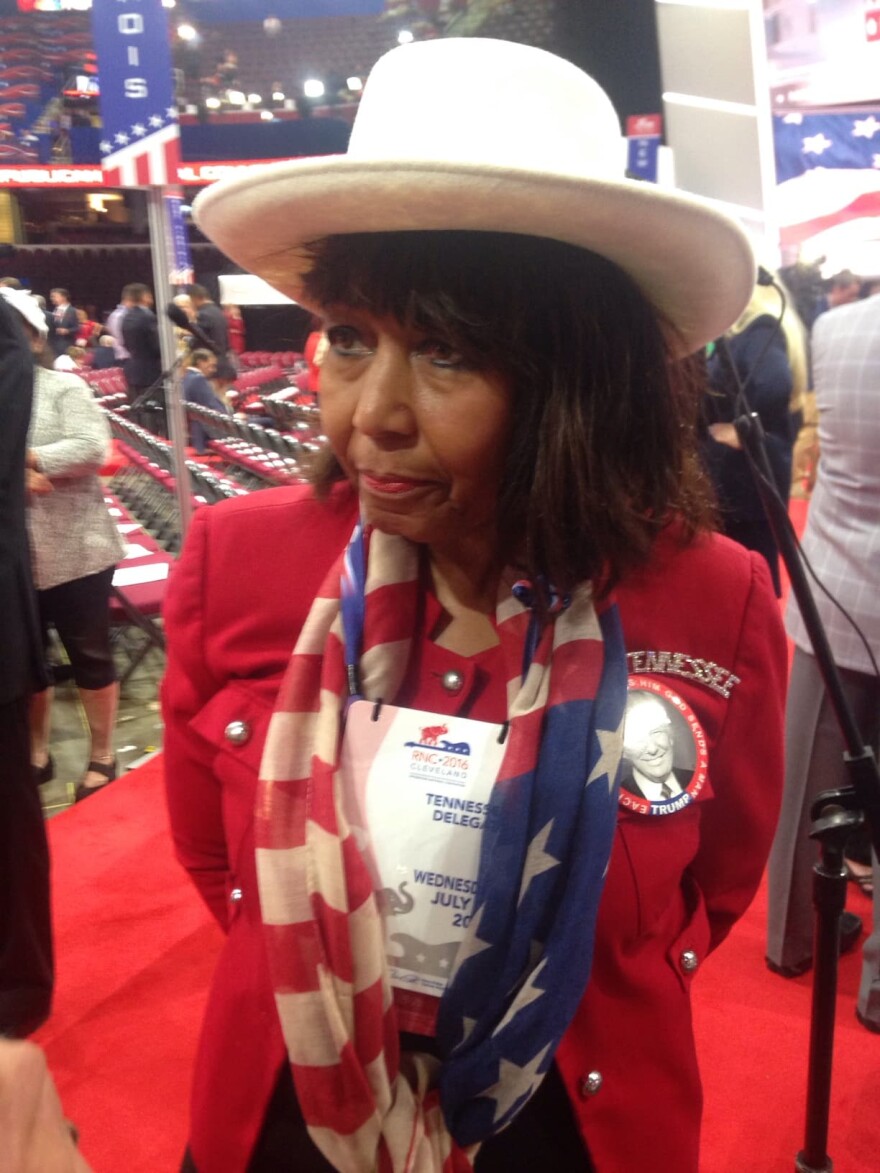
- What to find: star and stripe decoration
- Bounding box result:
[90,0,180,187]
[255,520,626,1171]
[774,111,880,248]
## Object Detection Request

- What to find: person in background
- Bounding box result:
[171,293,196,360]
[703,273,808,594]
[163,38,786,1173]
[3,289,126,804]
[187,285,238,399]
[53,346,87,375]
[47,289,77,360]
[73,308,101,350]
[182,349,230,454]
[222,303,246,357]
[91,335,118,372]
[121,284,163,435]
[0,289,53,1040]
[766,287,880,1028]
[104,288,134,364]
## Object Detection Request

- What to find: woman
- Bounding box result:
[3,288,126,801]
[163,38,786,1173]
[703,274,808,594]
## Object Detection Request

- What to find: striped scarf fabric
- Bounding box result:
[255,525,626,1172]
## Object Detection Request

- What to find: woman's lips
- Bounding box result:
[359,470,437,495]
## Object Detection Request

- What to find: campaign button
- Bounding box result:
[441,670,465,695]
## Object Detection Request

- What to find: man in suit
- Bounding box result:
[767,291,880,1013]
[182,349,229,453]
[187,284,237,397]
[121,284,164,435]
[620,691,692,801]
[0,289,53,1038]
[47,288,78,360]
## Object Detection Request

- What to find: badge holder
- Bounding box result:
[734,402,880,1173]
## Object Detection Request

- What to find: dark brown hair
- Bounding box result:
[302,230,713,596]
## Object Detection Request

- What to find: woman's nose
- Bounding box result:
[352,345,415,438]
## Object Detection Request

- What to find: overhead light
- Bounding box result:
[227,90,246,106]
[272,90,285,101]
[205,96,221,109]
[346,76,363,92]
[247,93,262,105]
[397,29,414,44]
[303,78,325,99]
[177,23,197,41]
[260,110,274,121]
[162,0,176,8]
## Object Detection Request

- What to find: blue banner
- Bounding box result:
[626,136,660,183]
[166,193,193,285]
[91,0,179,185]
[774,111,880,183]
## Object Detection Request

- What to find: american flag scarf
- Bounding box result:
[255,523,626,1172]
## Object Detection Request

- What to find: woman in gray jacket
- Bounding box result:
[6,289,125,802]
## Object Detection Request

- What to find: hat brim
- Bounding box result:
[194,157,755,356]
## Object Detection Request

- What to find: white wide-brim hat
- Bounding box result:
[194,37,755,355]
[0,285,48,338]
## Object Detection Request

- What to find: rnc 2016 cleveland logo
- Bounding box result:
[404,722,472,785]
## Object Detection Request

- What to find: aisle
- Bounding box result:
[34,754,880,1172]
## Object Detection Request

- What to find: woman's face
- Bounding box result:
[318,307,512,556]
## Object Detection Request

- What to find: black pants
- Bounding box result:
[183,1058,594,1172]
[37,567,117,691]
[0,695,53,1037]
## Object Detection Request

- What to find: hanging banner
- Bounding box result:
[91,0,180,186]
[165,191,193,285]
[625,114,662,184]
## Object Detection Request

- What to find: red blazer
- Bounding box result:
[162,484,786,1173]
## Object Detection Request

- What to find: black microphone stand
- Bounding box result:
[733,409,880,1173]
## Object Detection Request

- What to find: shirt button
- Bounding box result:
[224,719,251,745]
[579,1071,603,1096]
[680,949,699,973]
[441,670,464,695]
[230,887,243,904]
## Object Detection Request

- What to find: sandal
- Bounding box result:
[32,755,55,786]
[74,759,117,804]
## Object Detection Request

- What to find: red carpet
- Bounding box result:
[35,755,880,1172]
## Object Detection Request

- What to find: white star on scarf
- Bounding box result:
[99,139,111,153]
[478,1042,552,1124]
[586,716,624,795]
[853,115,880,139]
[131,123,146,137]
[802,133,832,156]
[452,904,493,972]
[873,154,880,169]
[149,114,163,128]
[493,957,548,1035]
[517,821,559,905]
[782,113,803,125]
[166,106,177,120]
[114,132,129,145]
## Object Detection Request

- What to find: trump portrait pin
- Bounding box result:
[618,676,708,816]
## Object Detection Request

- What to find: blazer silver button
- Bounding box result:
[224,719,251,745]
[230,887,243,903]
[441,670,464,695]
[579,1071,603,1096]
[680,949,699,973]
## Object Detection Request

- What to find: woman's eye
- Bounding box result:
[326,326,372,357]
[415,339,468,369]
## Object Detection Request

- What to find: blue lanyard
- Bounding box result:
[340,518,366,700]
[340,525,567,699]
